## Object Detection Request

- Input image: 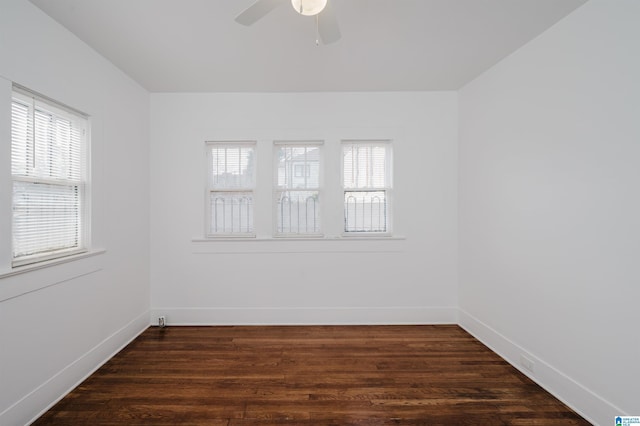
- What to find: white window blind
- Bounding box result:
[207,142,256,236]
[11,87,88,266]
[342,141,392,233]
[274,143,322,236]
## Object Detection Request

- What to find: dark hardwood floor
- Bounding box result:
[33,325,590,425]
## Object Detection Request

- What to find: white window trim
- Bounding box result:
[205,141,257,238]
[341,139,393,237]
[10,85,91,267]
[273,140,324,237]
[0,249,105,280]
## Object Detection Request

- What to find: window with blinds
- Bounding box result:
[11,87,89,266]
[207,142,256,236]
[342,141,392,233]
[274,142,322,236]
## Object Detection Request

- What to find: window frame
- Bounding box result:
[273,141,324,237]
[205,141,257,238]
[10,85,90,267]
[341,140,393,236]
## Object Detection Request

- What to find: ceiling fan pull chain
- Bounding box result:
[316,14,320,46]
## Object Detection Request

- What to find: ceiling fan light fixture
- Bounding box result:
[291,0,327,16]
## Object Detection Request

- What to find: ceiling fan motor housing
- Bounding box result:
[291,0,328,16]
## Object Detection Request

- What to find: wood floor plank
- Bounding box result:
[32,325,591,425]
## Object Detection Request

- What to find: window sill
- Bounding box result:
[191,236,405,254]
[0,249,106,303]
[192,236,405,242]
[0,249,106,280]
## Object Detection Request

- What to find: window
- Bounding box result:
[274,142,322,236]
[11,87,89,266]
[206,142,256,236]
[342,141,392,234]
[201,139,393,239]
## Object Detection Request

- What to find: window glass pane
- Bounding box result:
[13,181,81,258]
[343,144,388,189]
[276,190,320,234]
[12,98,84,181]
[210,145,255,189]
[344,191,387,233]
[33,109,83,181]
[276,145,320,189]
[209,191,254,234]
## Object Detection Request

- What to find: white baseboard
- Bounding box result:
[458,309,624,426]
[0,310,149,426]
[150,306,458,326]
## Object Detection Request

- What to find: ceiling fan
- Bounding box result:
[235,0,341,45]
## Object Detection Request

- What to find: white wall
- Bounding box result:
[150,92,458,325]
[458,1,640,424]
[0,1,150,425]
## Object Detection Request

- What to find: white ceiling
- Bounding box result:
[29,0,587,92]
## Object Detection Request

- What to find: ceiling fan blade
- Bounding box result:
[318,1,341,44]
[235,0,285,26]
